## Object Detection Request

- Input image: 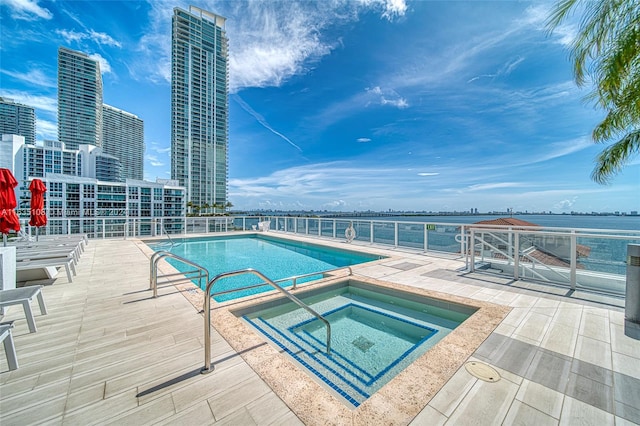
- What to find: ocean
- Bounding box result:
[341,214,640,231]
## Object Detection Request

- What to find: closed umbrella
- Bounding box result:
[0,168,20,247]
[28,179,47,241]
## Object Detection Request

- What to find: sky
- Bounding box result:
[1,0,639,214]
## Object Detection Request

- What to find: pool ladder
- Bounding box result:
[149,252,332,374]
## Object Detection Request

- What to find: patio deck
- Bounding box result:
[0,235,638,425]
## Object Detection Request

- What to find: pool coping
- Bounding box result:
[137,234,511,425]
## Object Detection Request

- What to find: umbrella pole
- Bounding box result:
[36,227,39,242]
[2,234,6,247]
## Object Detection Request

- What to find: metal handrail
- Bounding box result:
[150,251,209,298]
[471,233,553,282]
[281,265,353,290]
[201,268,332,374]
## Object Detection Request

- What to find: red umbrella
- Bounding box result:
[0,168,20,245]
[28,179,47,229]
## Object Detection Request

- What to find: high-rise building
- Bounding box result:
[58,47,103,150]
[102,104,144,180]
[171,6,229,208]
[0,134,25,170]
[0,97,36,145]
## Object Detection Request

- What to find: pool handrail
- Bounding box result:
[202,268,332,374]
[150,251,210,298]
[276,265,353,290]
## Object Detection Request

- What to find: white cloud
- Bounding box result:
[88,30,122,47]
[465,182,525,192]
[145,154,164,167]
[233,94,303,152]
[0,90,57,113]
[138,1,407,90]
[417,173,439,177]
[88,53,112,74]
[3,0,52,20]
[554,197,578,211]
[36,119,57,140]
[56,29,121,48]
[357,138,371,143]
[520,136,593,165]
[366,86,409,109]
[0,67,56,88]
[323,200,348,209]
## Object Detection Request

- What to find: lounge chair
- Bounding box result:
[257,221,270,232]
[0,321,18,370]
[15,257,76,283]
[0,286,48,332]
[16,245,81,264]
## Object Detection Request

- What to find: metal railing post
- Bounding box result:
[394,222,399,247]
[370,222,374,244]
[424,224,428,252]
[514,231,520,280]
[570,231,577,289]
[470,229,476,272]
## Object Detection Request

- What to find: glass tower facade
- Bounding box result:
[0,97,36,145]
[171,6,229,209]
[58,47,103,150]
[102,104,144,180]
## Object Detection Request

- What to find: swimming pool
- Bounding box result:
[234,279,476,407]
[146,235,383,301]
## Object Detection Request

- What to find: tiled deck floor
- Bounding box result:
[1,236,639,425]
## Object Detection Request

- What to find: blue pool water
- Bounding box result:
[146,235,382,301]
[236,280,475,407]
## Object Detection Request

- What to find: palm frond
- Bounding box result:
[591,129,640,183]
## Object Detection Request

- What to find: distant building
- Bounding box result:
[13,139,123,208]
[171,6,229,208]
[5,136,185,229]
[58,47,103,150]
[102,104,144,180]
[0,97,36,145]
[0,134,25,170]
[40,174,185,236]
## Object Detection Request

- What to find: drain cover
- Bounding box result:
[465,361,501,382]
[352,336,374,352]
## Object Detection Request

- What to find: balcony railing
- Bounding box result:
[14,215,639,297]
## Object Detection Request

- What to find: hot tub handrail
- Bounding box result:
[150,250,209,298]
[202,268,331,374]
[277,265,353,290]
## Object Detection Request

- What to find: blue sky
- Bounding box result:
[1,0,638,213]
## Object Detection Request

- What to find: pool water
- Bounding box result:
[146,235,382,301]
[236,280,475,407]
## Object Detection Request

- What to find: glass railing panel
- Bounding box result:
[353,220,370,242]
[397,222,424,250]
[427,225,461,254]
[372,221,395,246]
[307,218,319,235]
[320,219,334,238]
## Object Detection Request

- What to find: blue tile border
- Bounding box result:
[243,302,440,407]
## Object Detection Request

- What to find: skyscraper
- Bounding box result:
[58,47,103,150]
[0,97,36,145]
[171,6,229,209]
[102,104,144,180]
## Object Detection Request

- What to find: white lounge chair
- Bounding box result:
[257,221,270,232]
[0,286,48,333]
[0,321,18,370]
[15,257,76,283]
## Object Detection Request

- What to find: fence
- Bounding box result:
[17,215,639,296]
